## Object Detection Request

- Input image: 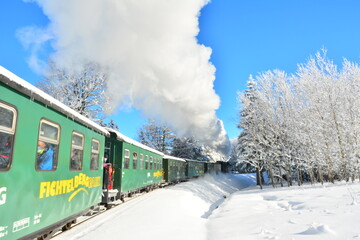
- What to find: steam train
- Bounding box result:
[0,66,224,240]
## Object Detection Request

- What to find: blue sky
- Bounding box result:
[1,0,360,141]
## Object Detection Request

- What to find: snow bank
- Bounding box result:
[208,182,360,240]
[54,175,360,240]
[54,173,251,240]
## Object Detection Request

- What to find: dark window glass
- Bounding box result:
[145,155,149,170]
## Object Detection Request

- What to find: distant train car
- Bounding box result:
[186,159,205,178]
[163,155,187,183]
[0,66,106,239]
[214,162,222,173]
[205,162,222,174]
[102,129,164,204]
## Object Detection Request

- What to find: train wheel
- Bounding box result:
[62,222,72,231]
[37,230,54,240]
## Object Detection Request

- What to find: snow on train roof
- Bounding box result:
[0,66,109,136]
[185,158,206,163]
[163,155,186,162]
[106,128,164,156]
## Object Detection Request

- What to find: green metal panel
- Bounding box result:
[0,82,104,239]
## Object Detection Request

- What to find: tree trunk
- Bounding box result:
[317,167,324,185]
[297,161,302,186]
[269,168,275,188]
[256,167,263,190]
[278,162,284,187]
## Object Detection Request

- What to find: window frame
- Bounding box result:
[150,156,153,170]
[145,155,149,170]
[36,119,60,171]
[140,153,144,170]
[133,152,138,170]
[90,138,100,171]
[70,131,84,171]
[124,149,130,169]
[0,101,17,172]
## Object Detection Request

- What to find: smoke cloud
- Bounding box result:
[21,0,230,155]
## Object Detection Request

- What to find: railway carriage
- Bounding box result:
[0,67,106,240]
[102,129,164,204]
[163,155,187,183]
[186,159,205,178]
[205,162,222,174]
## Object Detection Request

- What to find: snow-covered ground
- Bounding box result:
[53,174,360,240]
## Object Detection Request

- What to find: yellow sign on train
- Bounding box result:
[39,173,101,201]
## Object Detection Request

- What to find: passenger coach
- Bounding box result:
[0,66,107,240]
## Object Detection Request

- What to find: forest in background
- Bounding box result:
[237,50,360,188]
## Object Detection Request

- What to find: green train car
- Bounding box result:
[104,130,164,202]
[0,67,106,239]
[0,66,230,239]
[205,162,222,174]
[186,159,205,178]
[163,155,187,183]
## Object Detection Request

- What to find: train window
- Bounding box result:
[36,119,60,171]
[145,155,149,170]
[124,149,130,169]
[0,102,16,171]
[133,152,138,170]
[140,153,144,170]
[150,156,153,170]
[90,139,100,171]
[70,132,84,171]
[154,158,157,170]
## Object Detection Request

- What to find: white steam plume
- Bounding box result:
[23,0,230,155]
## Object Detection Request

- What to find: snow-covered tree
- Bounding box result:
[238,75,268,188]
[171,137,204,160]
[137,119,176,154]
[238,50,360,188]
[37,61,109,123]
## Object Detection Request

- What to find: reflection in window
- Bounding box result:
[0,103,16,171]
[124,149,130,169]
[36,120,60,171]
[140,154,144,170]
[91,139,100,171]
[70,132,84,171]
[133,152,138,170]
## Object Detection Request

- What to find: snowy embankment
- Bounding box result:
[208,180,360,240]
[54,174,254,240]
[54,174,360,240]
